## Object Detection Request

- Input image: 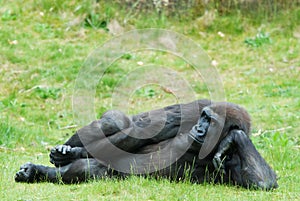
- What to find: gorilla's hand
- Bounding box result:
[212,130,237,174]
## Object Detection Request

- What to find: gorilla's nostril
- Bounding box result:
[197,128,204,133]
[196,127,206,136]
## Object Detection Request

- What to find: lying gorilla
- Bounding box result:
[15,99,278,190]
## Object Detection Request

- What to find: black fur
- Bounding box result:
[15,99,278,190]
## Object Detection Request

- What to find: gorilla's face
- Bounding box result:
[189,106,224,145]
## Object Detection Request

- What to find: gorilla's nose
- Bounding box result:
[196,126,206,136]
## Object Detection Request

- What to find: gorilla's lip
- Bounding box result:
[188,129,205,144]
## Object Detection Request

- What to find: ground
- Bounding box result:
[0,0,299,200]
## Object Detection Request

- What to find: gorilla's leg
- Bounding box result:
[213,129,278,190]
[62,100,208,150]
[15,159,110,183]
[63,110,132,147]
[50,110,132,166]
[50,100,209,168]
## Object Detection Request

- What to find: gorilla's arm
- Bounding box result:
[213,129,278,190]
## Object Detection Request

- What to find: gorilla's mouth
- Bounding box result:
[188,126,206,144]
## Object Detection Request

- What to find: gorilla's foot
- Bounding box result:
[15,162,39,183]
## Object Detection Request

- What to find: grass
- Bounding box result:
[0,0,299,200]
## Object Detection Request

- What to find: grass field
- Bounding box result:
[0,0,299,200]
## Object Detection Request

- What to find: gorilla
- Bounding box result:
[15,99,278,190]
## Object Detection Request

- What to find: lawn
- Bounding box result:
[0,0,299,200]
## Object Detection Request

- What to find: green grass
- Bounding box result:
[0,0,299,200]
